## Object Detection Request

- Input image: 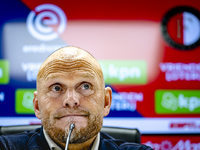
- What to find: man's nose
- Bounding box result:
[63,89,80,107]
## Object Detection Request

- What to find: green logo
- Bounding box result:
[155,90,200,114]
[0,60,9,84]
[99,60,147,84]
[15,89,36,114]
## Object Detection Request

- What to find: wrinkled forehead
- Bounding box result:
[37,46,103,82]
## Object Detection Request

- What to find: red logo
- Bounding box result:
[170,122,200,129]
[162,6,200,50]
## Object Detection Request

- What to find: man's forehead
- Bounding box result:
[37,46,103,81]
[45,71,95,81]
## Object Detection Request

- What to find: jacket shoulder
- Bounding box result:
[0,127,46,150]
[100,132,153,150]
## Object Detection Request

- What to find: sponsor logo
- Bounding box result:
[26,4,67,41]
[21,62,42,82]
[22,43,66,53]
[145,140,200,150]
[0,92,5,102]
[99,60,147,84]
[170,122,200,129]
[0,60,9,84]
[161,6,200,50]
[155,90,200,114]
[15,89,36,114]
[111,92,143,111]
[160,62,200,82]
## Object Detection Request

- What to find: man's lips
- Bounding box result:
[53,109,90,119]
[56,114,89,119]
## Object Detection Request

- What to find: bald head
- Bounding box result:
[37,46,104,88]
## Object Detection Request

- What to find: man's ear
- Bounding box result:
[33,91,41,119]
[103,87,112,117]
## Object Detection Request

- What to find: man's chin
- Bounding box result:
[54,117,88,131]
[42,113,103,145]
[46,125,90,144]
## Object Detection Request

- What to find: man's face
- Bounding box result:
[33,47,111,147]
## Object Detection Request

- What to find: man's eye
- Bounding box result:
[80,83,91,90]
[51,85,62,91]
[77,83,94,96]
[83,83,90,90]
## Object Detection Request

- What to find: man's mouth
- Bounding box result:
[58,114,88,119]
[53,109,90,120]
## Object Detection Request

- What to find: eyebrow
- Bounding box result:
[80,72,95,78]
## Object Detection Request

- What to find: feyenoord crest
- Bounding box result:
[161,6,200,50]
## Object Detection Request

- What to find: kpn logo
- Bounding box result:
[155,90,200,114]
[0,60,9,84]
[99,60,147,84]
[26,4,67,41]
[15,89,36,114]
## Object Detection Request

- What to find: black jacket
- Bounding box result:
[0,127,153,150]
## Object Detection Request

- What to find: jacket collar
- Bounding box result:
[26,126,50,150]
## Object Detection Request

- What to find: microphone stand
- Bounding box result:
[65,123,75,150]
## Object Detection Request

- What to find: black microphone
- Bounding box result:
[65,123,75,150]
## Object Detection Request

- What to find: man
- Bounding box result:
[0,46,153,150]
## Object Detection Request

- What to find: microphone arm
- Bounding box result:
[65,123,75,150]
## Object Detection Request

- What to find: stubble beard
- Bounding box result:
[41,110,103,146]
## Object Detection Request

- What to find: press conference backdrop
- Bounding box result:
[0,0,200,148]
